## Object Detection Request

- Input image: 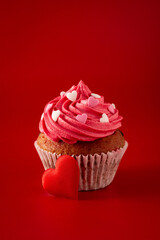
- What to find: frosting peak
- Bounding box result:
[39,81,123,144]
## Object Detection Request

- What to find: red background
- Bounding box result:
[1,0,160,239]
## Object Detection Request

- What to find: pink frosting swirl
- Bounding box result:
[39,81,123,144]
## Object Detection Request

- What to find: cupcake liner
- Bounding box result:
[34,141,128,191]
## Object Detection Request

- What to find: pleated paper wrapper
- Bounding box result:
[34,141,128,191]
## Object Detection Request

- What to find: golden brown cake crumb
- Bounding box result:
[36,130,125,156]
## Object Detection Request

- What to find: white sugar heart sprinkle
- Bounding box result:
[52,110,60,122]
[41,113,44,120]
[60,91,65,97]
[108,103,116,114]
[91,93,101,99]
[66,90,77,102]
[112,103,115,109]
[100,113,109,123]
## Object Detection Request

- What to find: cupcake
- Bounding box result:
[35,80,128,191]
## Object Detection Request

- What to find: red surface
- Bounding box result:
[1,1,160,239]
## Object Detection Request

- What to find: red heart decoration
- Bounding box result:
[42,155,80,200]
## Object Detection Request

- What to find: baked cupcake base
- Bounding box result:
[34,140,128,191]
[36,130,125,155]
